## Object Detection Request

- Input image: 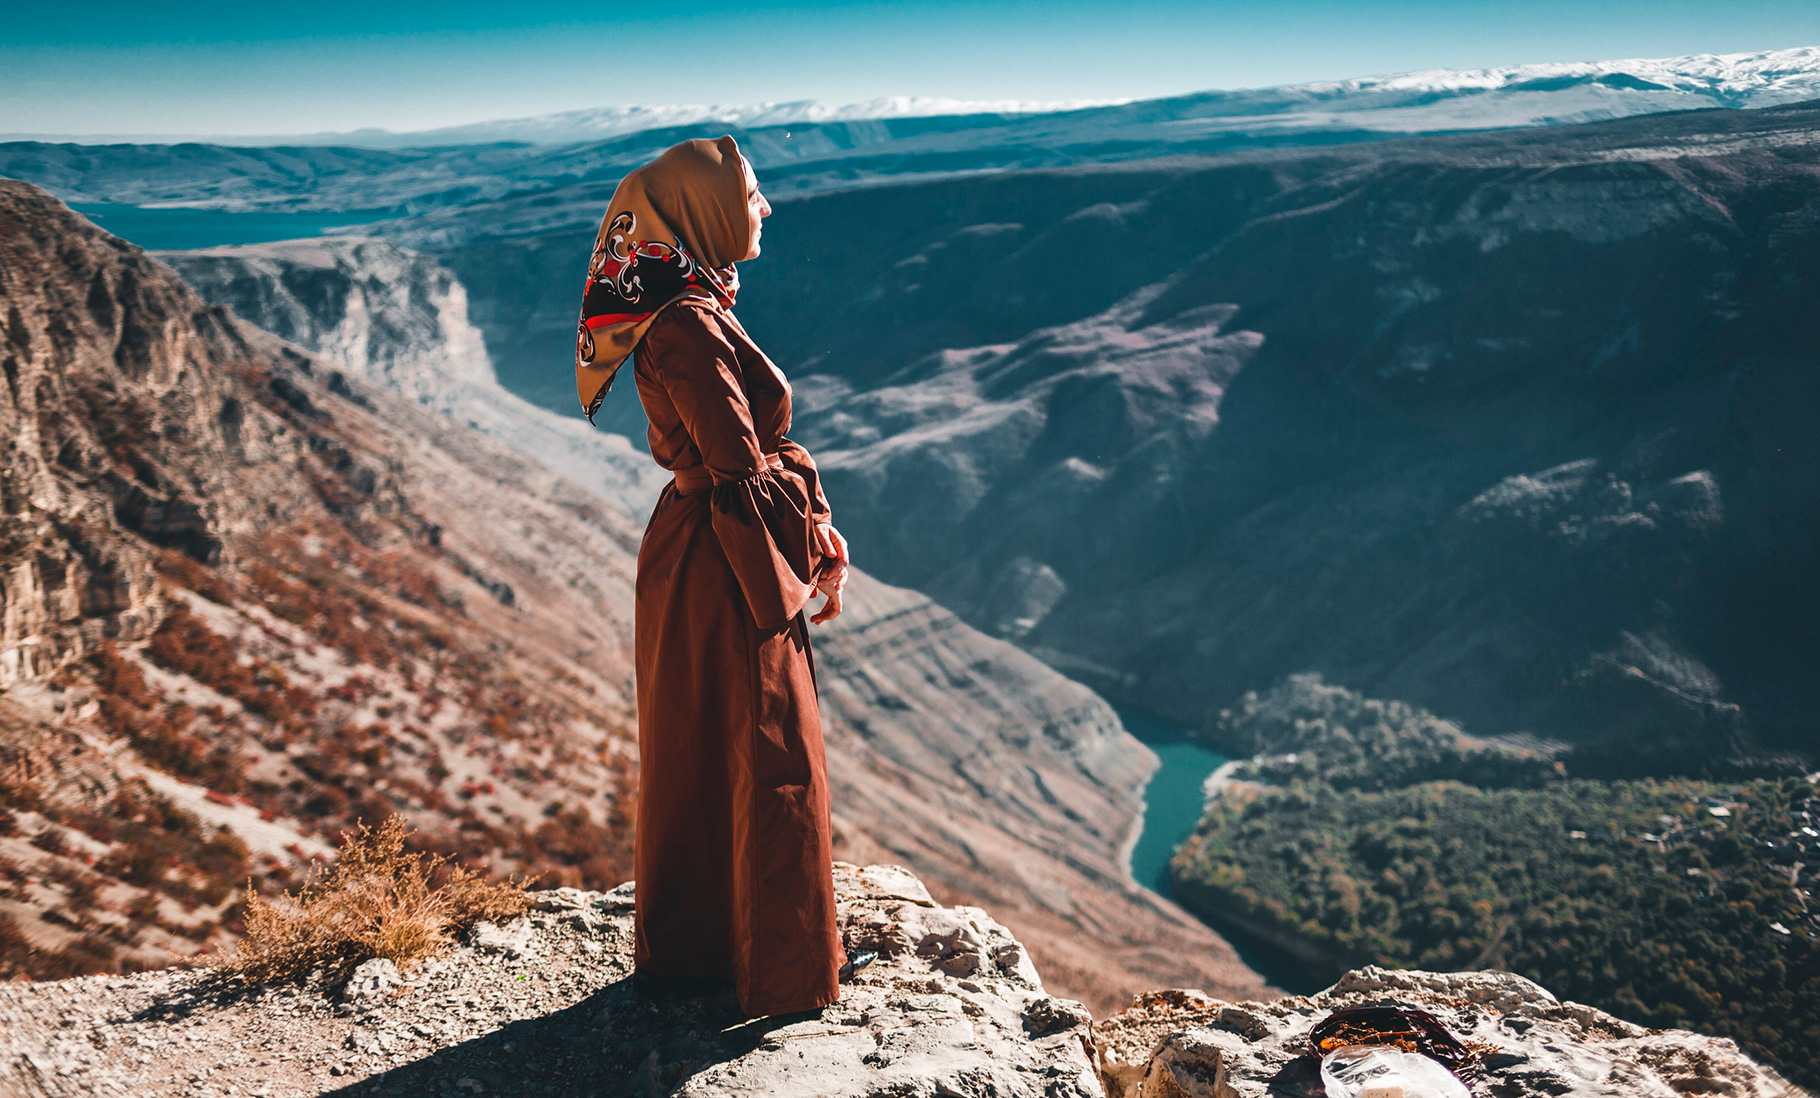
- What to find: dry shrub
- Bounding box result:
[222,816,529,986]
[153,548,235,605]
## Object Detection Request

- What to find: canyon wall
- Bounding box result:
[1,183,1262,1011]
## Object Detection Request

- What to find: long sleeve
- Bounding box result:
[775,437,832,524]
[643,305,823,629]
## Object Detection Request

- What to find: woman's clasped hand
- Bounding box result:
[810,521,849,624]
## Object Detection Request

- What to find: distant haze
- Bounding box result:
[4,0,1820,137]
[8,46,1820,150]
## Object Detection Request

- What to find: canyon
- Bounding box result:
[411,99,1820,769]
[0,179,1259,1015]
[4,53,1820,1088]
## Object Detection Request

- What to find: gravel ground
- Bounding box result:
[0,864,1102,1098]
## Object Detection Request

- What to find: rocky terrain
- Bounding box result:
[0,865,1800,1098]
[0,175,657,977]
[0,863,1105,1098]
[1,179,1263,1011]
[155,237,664,517]
[1094,966,1807,1098]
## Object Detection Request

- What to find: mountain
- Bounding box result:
[153,238,665,518]
[7,45,1815,152]
[223,97,1820,769]
[3,46,1815,236]
[0,182,1263,1010]
[387,44,1820,149]
[353,95,1126,148]
[0,95,1125,149]
[0,177,651,979]
[715,98,1820,767]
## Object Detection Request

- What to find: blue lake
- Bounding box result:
[70,203,396,251]
[1116,705,1229,893]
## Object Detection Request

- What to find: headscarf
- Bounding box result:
[575,135,752,422]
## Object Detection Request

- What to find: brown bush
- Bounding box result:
[524,799,634,891]
[153,549,235,605]
[90,644,244,791]
[92,784,250,908]
[222,816,529,986]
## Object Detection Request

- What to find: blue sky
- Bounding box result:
[4,0,1817,137]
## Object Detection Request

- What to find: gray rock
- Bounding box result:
[1093,967,1807,1098]
[0,864,1104,1098]
[338,959,401,1011]
[1024,996,1094,1038]
[464,919,538,961]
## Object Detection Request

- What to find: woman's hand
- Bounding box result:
[809,521,849,625]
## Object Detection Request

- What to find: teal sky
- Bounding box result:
[4,1,1817,137]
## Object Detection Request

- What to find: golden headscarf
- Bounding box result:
[575,135,752,422]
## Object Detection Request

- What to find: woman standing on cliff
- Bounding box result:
[574,136,855,1018]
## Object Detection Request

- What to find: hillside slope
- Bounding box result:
[154,238,665,517]
[0,176,650,978]
[717,100,1820,766]
[0,184,1263,1010]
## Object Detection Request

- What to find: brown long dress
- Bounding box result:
[630,294,844,1017]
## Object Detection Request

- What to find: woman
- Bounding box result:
[574,135,853,1017]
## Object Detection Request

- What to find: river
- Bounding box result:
[1116,705,1228,892]
[69,204,395,251]
[1116,704,1327,992]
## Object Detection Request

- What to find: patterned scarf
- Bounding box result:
[575,135,751,423]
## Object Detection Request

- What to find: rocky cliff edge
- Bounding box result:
[1,863,1803,1098]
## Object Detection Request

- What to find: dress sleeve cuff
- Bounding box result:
[708,466,820,629]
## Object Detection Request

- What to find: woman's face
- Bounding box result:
[742,156,772,260]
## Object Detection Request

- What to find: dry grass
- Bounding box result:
[222,817,530,985]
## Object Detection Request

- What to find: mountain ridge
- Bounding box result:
[7,45,1816,150]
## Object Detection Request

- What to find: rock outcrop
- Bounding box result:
[1094,967,1808,1098]
[156,237,665,519]
[2,869,1801,1098]
[0,864,1103,1098]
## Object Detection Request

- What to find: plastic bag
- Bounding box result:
[1320,1044,1472,1098]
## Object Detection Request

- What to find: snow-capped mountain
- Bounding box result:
[383,95,1129,147]
[9,46,1814,149]
[266,45,1820,147]
[1137,46,1820,135]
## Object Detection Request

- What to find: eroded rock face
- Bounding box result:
[157,236,666,519]
[0,177,654,974]
[0,864,1103,1098]
[1093,967,1807,1098]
